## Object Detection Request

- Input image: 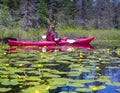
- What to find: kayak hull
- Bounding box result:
[8,40,56,47]
[8,36,95,47]
[58,36,95,45]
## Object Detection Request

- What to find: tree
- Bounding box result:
[112,0,120,29]
[0,0,20,29]
[72,0,94,29]
[37,0,48,27]
[20,0,39,31]
[0,0,120,30]
[45,0,70,26]
[94,0,114,29]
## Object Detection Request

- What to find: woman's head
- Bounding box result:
[49,25,55,32]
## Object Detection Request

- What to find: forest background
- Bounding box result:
[0,0,120,45]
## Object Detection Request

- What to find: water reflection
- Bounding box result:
[60,60,120,93]
[8,44,94,52]
[60,68,120,93]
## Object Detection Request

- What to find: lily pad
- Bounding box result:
[106,81,120,86]
[0,87,11,92]
[59,91,76,93]
[24,76,41,81]
[116,89,120,92]
[1,79,19,86]
[97,76,111,82]
[105,66,118,69]
[74,80,95,84]
[67,71,81,77]
[44,63,59,66]
[26,81,40,85]
[21,85,49,93]
[76,88,92,92]
[66,82,84,87]
[69,64,82,68]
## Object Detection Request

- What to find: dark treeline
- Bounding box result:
[0,0,120,31]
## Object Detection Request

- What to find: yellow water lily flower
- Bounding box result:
[79,52,83,58]
[40,52,44,57]
[19,85,23,88]
[37,64,43,68]
[45,86,50,91]
[90,86,98,92]
[102,49,105,52]
[5,64,10,67]
[98,58,102,61]
[79,55,83,58]
[3,52,7,55]
[107,48,110,53]
[34,90,41,93]
[117,50,120,55]
[18,76,22,79]
[19,64,23,67]
[96,66,100,71]
[80,52,82,55]
[93,51,97,54]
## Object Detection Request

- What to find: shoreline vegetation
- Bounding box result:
[0,27,120,46]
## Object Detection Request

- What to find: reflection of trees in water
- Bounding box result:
[106,68,120,82]
[94,81,103,86]
[103,59,120,82]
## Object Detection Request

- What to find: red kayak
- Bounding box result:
[8,36,95,47]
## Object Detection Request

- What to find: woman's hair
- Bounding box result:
[48,25,55,32]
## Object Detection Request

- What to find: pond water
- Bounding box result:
[0,43,120,93]
[61,66,120,93]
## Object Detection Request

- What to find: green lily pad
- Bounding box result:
[106,81,120,86]
[67,71,81,76]
[26,81,40,85]
[70,58,78,61]
[49,78,72,86]
[43,74,61,78]
[116,89,120,92]
[21,85,49,93]
[37,59,50,63]
[66,82,84,87]
[74,80,95,84]
[50,70,67,75]
[43,63,59,66]
[59,91,68,93]
[0,88,11,92]
[96,76,111,82]
[59,91,76,93]
[105,66,118,69]
[69,64,82,68]
[1,79,19,86]
[24,76,41,81]
[76,88,92,92]
[57,61,70,64]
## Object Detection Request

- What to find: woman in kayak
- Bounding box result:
[46,25,58,41]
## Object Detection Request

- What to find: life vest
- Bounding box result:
[46,32,53,41]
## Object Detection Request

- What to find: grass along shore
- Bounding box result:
[0,27,120,46]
